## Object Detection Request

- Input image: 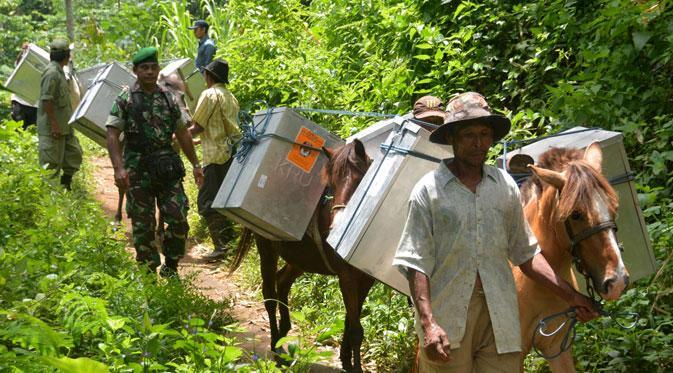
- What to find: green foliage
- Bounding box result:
[0,122,309,371]
[3,0,673,370]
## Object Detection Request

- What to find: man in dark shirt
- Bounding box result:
[188,20,216,73]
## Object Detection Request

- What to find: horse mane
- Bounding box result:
[521,147,618,223]
[322,142,370,186]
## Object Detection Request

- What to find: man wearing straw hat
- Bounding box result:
[106,47,203,279]
[36,38,82,190]
[393,92,599,371]
[188,59,241,262]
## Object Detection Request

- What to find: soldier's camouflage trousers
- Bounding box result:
[126,170,189,270]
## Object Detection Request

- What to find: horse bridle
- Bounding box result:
[563,219,618,299]
[328,156,372,214]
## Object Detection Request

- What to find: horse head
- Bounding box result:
[322,139,371,226]
[526,143,629,301]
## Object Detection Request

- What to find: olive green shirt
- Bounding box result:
[37,61,73,136]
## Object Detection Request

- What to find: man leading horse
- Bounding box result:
[393,92,600,372]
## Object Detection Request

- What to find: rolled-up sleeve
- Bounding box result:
[393,184,436,277]
[40,71,57,101]
[506,179,539,266]
[105,97,126,131]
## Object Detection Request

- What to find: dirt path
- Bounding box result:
[89,156,343,372]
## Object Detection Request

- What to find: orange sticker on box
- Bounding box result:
[287,127,325,173]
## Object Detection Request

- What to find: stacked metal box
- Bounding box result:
[160,58,205,113]
[69,62,135,147]
[345,114,411,163]
[4,43,50,106]
[328,118,452,295]
[501,127,656,282]
[213,107,343,241]
[75,63,108,92]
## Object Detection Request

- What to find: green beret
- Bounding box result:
[50,39,70,52]
[132,47,159,66]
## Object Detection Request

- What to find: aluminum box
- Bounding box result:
[69,62,135,147]
[346,114,412,163]
[76,63,108,92]
[4,43,50,106]
[501,126,656,283]
[213,107,344,241]
[328,118,452,295]
[160,58,205,113]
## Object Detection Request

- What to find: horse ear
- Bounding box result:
[322,146,333,160]
[583,142,603,172]
[528,164,566,190]
[352,139,367,159]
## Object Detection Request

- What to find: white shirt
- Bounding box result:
[393,160,538,353]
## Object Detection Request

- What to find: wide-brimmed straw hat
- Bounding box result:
[429,92,511,144]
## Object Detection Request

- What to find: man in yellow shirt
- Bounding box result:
[189,59,241,262]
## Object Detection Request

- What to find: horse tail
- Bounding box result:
[228,227,254,274]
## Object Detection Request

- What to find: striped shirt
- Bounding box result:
[393,160,539,354]
[191,83,240,166]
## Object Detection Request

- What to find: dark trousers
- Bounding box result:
[11,100,37,129]
[198,160,236,250]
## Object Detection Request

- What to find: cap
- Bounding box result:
[413,96,445,120]
[49,39,70,52]
[188,20,209,30]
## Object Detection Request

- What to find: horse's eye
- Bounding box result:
[571,211,582,220]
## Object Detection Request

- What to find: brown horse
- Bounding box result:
[229,139,375,372]
[514,142,630,372]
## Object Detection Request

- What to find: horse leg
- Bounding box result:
[338,270,375,372]
[352,274,375,371]
[548,350,577,373]
[256,238,281,352]
[276,264,303,342]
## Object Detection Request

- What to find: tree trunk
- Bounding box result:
[65,0,74,41]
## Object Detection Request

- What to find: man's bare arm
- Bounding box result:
[519,254,600,322]
[408,268,451,363]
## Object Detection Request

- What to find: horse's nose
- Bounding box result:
[602,274,629,294]
[601,278,614,295]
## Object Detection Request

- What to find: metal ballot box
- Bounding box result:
[76,63,108,92]
[213,107,343,241]
[4,43,50,106]
[501,127,656,282]
[160,58,205,113]
[328,118,452,295]
[346,114,412,163]
[69,62,135,147]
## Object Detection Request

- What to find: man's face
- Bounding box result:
[133,62,160,86]
[446,122,494,168]
[193,27,206,39]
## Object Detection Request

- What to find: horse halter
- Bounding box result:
[563,218,618,299]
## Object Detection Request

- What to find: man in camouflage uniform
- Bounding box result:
[36,39,83,190]
[105,47,203,278]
